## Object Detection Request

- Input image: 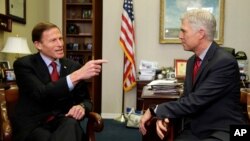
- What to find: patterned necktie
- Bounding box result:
[193,56,201,82]
[50,61,59,81]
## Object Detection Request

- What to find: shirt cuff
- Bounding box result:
[66,75,74,91]
[154,105,158,113]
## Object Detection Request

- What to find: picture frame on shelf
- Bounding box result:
[159,0,224,44]
[82,10,92,19]
[0,61,10,70]
[0,69,3,82]
[73,43,79,51]
[4,69,16,82]
[86,43,92,50]
[6,0,26,24]
[174,59,187,80]
[0,13,12,32]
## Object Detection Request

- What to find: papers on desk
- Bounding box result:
[147,79,177,85]
[147,79,183,95]
[138,60,158,80]
[139,60,158,70]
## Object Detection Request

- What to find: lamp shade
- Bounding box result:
[1,37,31,54]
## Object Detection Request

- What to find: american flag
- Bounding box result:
[119,0,136,92]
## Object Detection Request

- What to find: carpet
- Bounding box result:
[96,119,142,141]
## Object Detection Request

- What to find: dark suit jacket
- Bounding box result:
[12,53,92,141]
[156,42,247,139]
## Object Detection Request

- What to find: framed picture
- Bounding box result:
[174,59,187,80]
[160,0,224,44]
[0,13,12,32]
[0,68,3,81]
[4,69,16,82]
[6,0,26,24]
[0,61,10,70]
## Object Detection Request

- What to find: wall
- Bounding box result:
[0,0,49,67]
[0,0,5,50]
[49,0,62,31]
[102,0,191,118]
[102,0,250,118]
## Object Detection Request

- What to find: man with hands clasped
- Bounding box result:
[12,22,107,141]
[139,9,246,141]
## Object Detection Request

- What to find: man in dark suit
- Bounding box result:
[139,9,247,141]
[12,22,107,141]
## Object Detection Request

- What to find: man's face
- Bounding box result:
[179,19,200,52]
[35,27,64,60]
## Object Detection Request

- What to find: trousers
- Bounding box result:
[174,129,230,141]
[25,117,87,141]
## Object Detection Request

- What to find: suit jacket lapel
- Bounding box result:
[34,54,73,82]
[59,59,71,77]
[186,56,195,91]
[193,41,218,86]
[33,53,51,83]
[34,55,75,81]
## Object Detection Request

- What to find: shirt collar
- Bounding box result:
[39,53,60,67]
[197,42,212,61]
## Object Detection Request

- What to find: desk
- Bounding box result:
[141,86,180,110]
[136,80,151,110]
[141,86,181,141]
[136,80,183,110]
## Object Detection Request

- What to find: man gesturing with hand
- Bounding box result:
[12,22,107,141]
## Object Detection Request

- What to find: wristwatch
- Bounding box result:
[79,103,85,109]
[149,105,157,116]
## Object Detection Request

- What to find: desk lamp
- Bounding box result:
[1,36,31,58]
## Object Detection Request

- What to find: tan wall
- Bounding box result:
[0,0,6,61]
[49,0,62,31]
[0,0,49,68]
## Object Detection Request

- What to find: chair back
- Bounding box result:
[4,86,19,120]
[2,85,104,141]
[240,89,250,122]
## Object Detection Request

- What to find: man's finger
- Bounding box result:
[94,59,108,64]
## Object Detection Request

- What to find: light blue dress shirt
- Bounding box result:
[40,53,74,91]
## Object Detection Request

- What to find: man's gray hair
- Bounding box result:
[181,9,216,41]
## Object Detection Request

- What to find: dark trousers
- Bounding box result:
[174,129,230,141]
[26,117,87,141]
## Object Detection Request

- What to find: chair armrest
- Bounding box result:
[241,89,250,122]
[142,117,174,141]
[247,91,250,121]
[0,101,12,141]
[86,112,104,141]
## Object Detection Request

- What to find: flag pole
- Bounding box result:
[115,0,136,122]
[114,90,126,122]
[114,56,126,123]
